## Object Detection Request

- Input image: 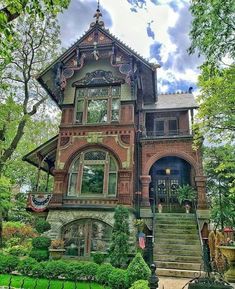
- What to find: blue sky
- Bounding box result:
[58,0,203,93]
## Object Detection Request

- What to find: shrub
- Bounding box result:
[18,257,39,275]
[31,262,45,278]
[127,253,151,286]
[82,262,99,281]
[0,253,19,273]
[108,268,129,289]
[43,261,68,279]
[109,206,130,268]
[51,239,64,249]
[96,263,114,285]
[35,219,51,234]
[65,261,85,280]
[3,222,37,243]
[32,237,51,249]
[129,280,149,289]
[30,249,49,261]
[92,252,106,264]
[6,245,28,256]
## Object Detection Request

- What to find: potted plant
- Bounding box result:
[49,239,65,260]
[177,185,196,207]
[219,239,235,283]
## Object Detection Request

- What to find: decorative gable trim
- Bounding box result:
[72,70,125,87]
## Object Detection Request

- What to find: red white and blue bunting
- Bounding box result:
[29,194,52,212]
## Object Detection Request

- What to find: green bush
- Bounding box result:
[127,253,151,286]
[108,268,129,289]
[30,249,49,261]
[92,252,107,264]
[31,262,45,278]
[6,245,28,256]
[96,263,114,285]
[18,257,39,275]
[82,262,99,281]
[43,261,68,279]
[35,219,51,234]
[32,236,51,249]
[0,253,19,273]
[65,261,85,280]
[129,279,149,289]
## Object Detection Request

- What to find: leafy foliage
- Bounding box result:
[194,64,235,145]
[109,206,130,268]
[32,237,51,249]
[189,0,235,62]
[0,253,19,273]
[204,146,235,228]
[127,253,151,286]
[129,280,149,289]
[29,249,49,262]
[177,185,197,205]
[35,219,51,234]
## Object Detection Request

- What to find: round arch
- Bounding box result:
[143,150,200,176]
[61,217,113,257]
[64,143,122,171]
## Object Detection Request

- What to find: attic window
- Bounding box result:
[75,85,120,124]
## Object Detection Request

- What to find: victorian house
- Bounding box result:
[24,8,209,277]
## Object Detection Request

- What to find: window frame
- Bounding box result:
[67,150,118,198]
[154,117,178,136]
[74,85,121,125]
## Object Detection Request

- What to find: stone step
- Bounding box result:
[155,219,196,224]
[154,227,198,234]
[156,213,195,219]
[156,223,197,229]
[154,254,202,263]
[153,246,202,256]
[155,235,200,245]
[154,232,199,239]
[156,261,202,271]
[156,268,203,278]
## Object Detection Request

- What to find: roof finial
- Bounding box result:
[94,0,102,23]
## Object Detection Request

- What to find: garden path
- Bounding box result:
[158,277,235,289]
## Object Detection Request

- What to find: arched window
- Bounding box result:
[62,219,112,257]
[68,150,118,197]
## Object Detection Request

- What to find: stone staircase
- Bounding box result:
[154,213,203,278]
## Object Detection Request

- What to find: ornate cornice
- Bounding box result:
[72,70,125,87]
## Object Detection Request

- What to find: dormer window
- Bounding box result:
[75,85,120,124]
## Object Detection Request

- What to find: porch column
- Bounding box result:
[140,175,151,207]
[195,176,208,209]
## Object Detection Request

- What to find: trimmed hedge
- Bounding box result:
[0,254,19,273]
[126,253,151,285]
[35,219,51,234]
[32,237,51,249]
[129,280,149,289]
[1,254,148,288]
[29,249,49,261]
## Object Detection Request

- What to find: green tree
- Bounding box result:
[203,146,235,228]
[0,14,61,175]
[194,64,235,145]
[189,0,235,63]
[109,206,130,268]
[0,0,69,68]
[0,176,11,247]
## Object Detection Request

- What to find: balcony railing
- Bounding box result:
[141,129,192,139]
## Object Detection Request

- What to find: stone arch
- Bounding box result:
[143,150,200,176]
[64,143,122,171]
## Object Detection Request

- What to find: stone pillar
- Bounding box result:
[140,175,151,207]
[195,176,208,209]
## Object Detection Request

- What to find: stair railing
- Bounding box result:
[194,200,203,251]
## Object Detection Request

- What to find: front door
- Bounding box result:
[155,177,179,210]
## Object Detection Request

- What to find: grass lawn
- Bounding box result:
[0,274,108,289]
